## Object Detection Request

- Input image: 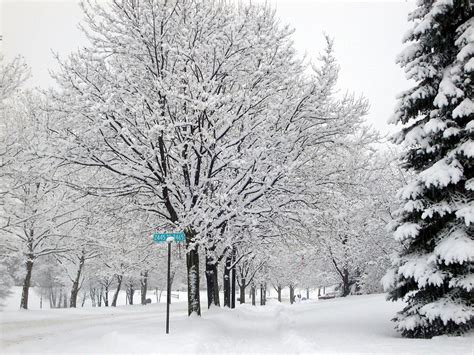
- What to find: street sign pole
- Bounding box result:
[151,231,185,334]
[166,239,171,334]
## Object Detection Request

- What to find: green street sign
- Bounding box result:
[152,232,185,243]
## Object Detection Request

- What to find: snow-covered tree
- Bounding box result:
[0,55,29,306]
[0,92,83,309]
[383,0,473,338]
[50,0,367,316]
[313,149,401,296]
[0,55,29,103]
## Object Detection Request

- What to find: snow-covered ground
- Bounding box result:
[1,293,472,354]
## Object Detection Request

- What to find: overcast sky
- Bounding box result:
[1,0,415,135]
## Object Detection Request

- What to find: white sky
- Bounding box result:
[1,0,415,134]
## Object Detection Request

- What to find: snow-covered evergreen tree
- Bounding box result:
[384,0,473,338]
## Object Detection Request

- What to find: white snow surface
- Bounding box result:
[398,254,445,287]
[456,201,474,226]
[394,222,420,241]
[1,293,473,354]
[453,98,474,118]
[457,140,474,158]
[433,67,463,109]
[423,118,446,134]
[419,158,463,188]
[420,297,474,326]
[434,229,474,265]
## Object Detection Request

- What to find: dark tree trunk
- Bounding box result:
[20,258,34,309]
[140,271,148,305]
[186,229,201,316]
[231,254,236,309]
[70,252,85,308]
[239,282,246,304]
[127,282,134,305]
[102,283,109,307]
[213,264,220,307]
[290,285,295,304]
[277,285,282,302]
[306,288,310,300]
[342,268,350,297]
[318,287,321,297]
[97,289,103,307]
[205,255,218,308]
[260,284,266,306]
[111,275,123,307]
[251,285,256,306]
[223,254,231,307]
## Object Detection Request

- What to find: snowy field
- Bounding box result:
[1,292,472,354]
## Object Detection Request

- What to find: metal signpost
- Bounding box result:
[152,231,185,334]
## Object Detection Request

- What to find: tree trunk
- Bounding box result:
[127,282,134,305]
[231,254,236,309]
[63,291,68,308]
[57,290,63,308]
[49,287,54,308]
[111,275,123,307]
[97,289,102,307]
[186,229,201,316]
[213,264,220,307]
[70,252,85,308]
[240,282,246,304]
[140,271,148,305]
[205,255,217,308]
[90,289,96,307]
[306,288,310,300]
[104,285,109,306]
[290,285,295,304]
[342,268,350,297]
[20,258,34,309]
[318,287,321,297]
[223,254,231,308]
[260,284,266,306]
[251,285,256,306]
[277,285,282,302]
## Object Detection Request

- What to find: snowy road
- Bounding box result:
[1,294,472,354]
